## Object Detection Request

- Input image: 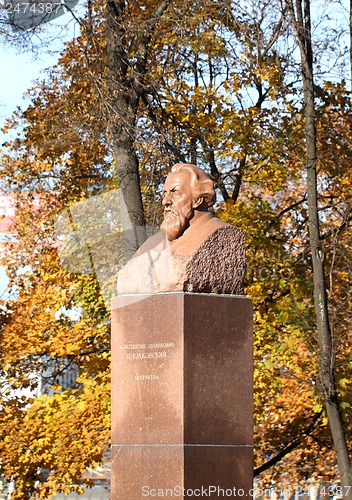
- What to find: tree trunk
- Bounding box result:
[104,0,172,251]
[289,0,352,493]
[105,0,145,252]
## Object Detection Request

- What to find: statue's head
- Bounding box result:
[160,163,216,241]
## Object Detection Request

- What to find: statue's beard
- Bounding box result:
[160,208,191,241]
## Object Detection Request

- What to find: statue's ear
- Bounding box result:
[192,197,204,209]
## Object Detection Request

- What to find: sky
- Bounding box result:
[0,47,52,125]
[0,10,78,140]
[0,11,77,297]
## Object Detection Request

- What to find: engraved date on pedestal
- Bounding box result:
[134,374,160,381]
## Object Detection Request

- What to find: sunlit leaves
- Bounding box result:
[0,0,351,495]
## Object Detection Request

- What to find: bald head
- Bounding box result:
[160,164,216,241]
[170,164,216,208]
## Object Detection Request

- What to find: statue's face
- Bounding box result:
[160,171,195,241]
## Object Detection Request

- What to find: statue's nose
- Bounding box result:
[162,193,172,206]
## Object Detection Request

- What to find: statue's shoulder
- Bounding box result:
[194,223,245,259]
[205,216,244,234]
[185,224,246,295]
[209,223,245,243]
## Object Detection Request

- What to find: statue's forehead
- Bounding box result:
[163,170,191,190]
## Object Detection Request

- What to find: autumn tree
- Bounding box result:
[0,9,113,497]
[288,0,352,493]
[0,0,351,496]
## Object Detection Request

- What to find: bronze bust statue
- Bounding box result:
[117,163,245,295]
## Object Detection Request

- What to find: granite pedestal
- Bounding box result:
[111,293,253,499]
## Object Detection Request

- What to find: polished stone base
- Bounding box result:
[111,293,253,499]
